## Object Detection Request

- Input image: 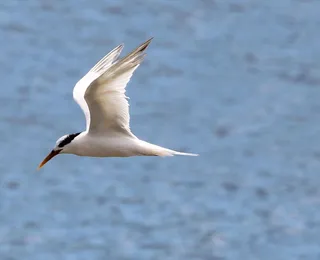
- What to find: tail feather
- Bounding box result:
[137,140,198,157]
[171,151,199,157]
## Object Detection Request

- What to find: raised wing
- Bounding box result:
[73,43,124,130]
[75,38,153,135]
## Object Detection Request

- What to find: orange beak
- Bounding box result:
[37,150,61,170]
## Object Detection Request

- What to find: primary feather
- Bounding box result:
[73,38,152,134]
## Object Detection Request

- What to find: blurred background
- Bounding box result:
[1,0,320,259]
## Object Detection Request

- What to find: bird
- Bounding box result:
[38,38,198,169]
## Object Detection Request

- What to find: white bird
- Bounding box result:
[38,38,198,169]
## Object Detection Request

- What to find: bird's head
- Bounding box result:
[37,132,81,170]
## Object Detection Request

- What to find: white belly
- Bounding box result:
[70,134,141,157]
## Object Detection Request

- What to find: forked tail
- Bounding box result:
[170,151,199,156]
[137,140,198,157]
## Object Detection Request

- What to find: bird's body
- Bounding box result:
[38,38,197,169]
[62,132,194,158]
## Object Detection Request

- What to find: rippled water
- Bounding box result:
[1,1,320,259]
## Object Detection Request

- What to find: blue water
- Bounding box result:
[1,0,320,259]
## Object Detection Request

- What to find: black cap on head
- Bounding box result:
[58,132,81,148]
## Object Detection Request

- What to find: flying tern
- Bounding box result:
[38,38,198,169]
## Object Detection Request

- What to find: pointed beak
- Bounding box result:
[37,149,61,170]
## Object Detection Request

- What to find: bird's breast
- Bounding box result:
[73,135,139,157]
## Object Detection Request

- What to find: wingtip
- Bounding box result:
[140,37,154,52]
[116,43,125,53]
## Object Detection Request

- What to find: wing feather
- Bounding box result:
[89,44,124,75]
[73,38,153,135]
[73,43,124,130]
